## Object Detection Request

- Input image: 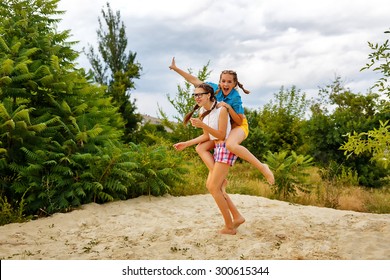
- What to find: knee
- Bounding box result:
[206,182,218,196]
[206,181,212,192]
[225,141,237,152]
[206,183,212,193]
[195,143,206,154]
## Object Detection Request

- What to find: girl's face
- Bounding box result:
[219,73,236,95]
[193,87,210,107]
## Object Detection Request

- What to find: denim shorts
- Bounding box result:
[214,142,238,166]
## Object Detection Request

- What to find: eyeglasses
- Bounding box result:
[192,92,209,98]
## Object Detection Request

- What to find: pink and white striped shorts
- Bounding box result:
[213,142,238,166]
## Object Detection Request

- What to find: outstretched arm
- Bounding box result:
[169,57,203,87]
[173,133,210,151]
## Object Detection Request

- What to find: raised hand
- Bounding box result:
[169,57,176,70]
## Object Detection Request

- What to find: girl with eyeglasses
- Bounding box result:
[173,83,245,235]
[169,57,274,185]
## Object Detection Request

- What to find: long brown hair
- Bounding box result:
[215,70,250,95]
[183,83,217,125]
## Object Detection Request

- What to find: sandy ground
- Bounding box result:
[0,194,389,260]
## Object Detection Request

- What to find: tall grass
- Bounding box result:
[169,152,209,196]
[173,159,390,214]
[2,156,387,225]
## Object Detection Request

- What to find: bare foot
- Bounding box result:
[262,164,275,185]
[233,216,246,229]
[219,227,237,235]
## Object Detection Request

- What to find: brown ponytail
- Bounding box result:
[183,83,215,125]
[237,81,250,94]
[183,104,200,125]
[199,101,217,121]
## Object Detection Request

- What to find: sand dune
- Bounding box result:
[1,194,389,260]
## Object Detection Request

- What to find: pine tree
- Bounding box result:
[85,2,142,142]
[0,0,128,214]
[1,0,188,220]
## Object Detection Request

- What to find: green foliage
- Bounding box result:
[244,108,271,159]
[341,120,390,169]
[264,150,313,199]
[319,161,359,186]
[339,30,390,174]
[85,2,142,142]
[361,29,390,98]
[126,143,188,197]
[256,86,310,153]
[0,0,194,225]
[302,76,388,187]
[301,103,336,163]
[158,62,211,142]
[0,193,30,226]
[132,121,170,146]
[2,1,389,227]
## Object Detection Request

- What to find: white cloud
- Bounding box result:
[58,0,390,119]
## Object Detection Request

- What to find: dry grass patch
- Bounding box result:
[171,158,390,214]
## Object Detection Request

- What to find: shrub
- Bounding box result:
[264,150,313,199]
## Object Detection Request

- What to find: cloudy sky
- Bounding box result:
[57,0,389,119]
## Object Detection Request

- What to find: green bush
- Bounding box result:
[0,193,31,226]
[265,150,313,199]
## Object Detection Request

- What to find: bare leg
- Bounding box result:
[196,140,215,171]
[221,179,245,228]
[206,163,236,235]
[200,141,245,232]
[204,159,245,230]
[226,127,275,185]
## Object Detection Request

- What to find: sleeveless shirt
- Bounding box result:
[200,104,231,140]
